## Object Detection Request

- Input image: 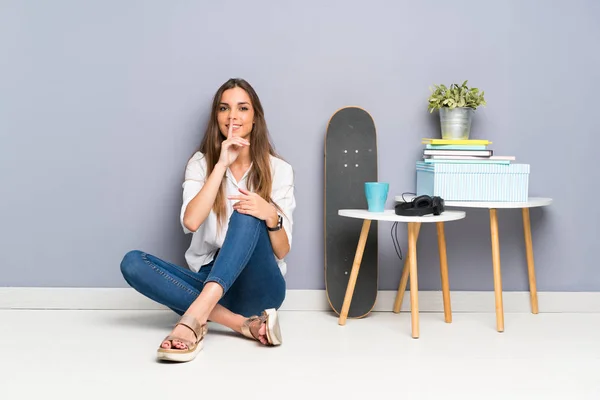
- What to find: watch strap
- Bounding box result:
[267,214,283,231]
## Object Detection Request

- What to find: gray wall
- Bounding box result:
[1,0,598,291]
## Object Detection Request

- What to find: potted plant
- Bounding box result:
[427,81,486,140]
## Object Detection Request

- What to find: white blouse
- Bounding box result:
[180,152,296,276]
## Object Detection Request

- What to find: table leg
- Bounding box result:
[393,222,421,313]
[338,219,372,326]
[522,207,539,314]
[408,222,420,338]
[489,208,504,332]
[436,222,452,323]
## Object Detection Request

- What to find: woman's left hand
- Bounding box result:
[228,188,276,221]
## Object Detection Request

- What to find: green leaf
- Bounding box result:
[427,81,486,110]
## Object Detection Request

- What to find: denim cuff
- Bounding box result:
[205,276,228,295]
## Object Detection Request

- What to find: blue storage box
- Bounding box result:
[416,161,530,202]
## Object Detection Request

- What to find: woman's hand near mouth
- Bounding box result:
[218,120,250,168]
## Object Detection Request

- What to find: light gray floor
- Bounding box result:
[1,310,599,399]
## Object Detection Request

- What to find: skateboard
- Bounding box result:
[324,106,378,318]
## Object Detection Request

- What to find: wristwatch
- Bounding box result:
[267,214,283,231]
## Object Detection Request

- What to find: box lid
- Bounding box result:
[416,161,530,174]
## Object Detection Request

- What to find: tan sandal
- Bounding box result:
[156,315,208,362]
[241,308,282,346]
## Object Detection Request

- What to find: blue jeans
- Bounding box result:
[120,211,286,317]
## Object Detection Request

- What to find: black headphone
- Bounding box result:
[395,195,445,217]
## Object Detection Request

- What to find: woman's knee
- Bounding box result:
[229,210,262,228]
[120,250,145,283]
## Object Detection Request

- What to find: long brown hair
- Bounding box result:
[197,78,281,230]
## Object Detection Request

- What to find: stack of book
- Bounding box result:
[421,138,515,165]
[415,138,530,202]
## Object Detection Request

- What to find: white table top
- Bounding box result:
[394,196,553,209]
[338,209,466,223]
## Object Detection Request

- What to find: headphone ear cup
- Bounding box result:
[413,195,432,209]
[432,196,445,215]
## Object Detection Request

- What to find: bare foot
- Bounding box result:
[161,320,198,350]
[247,318,268,345]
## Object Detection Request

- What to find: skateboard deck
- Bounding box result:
[324,106,378,318]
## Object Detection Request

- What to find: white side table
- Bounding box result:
[337,209,466,338]
[395,196,553,332]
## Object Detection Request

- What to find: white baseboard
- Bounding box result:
[1,288,599,313]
